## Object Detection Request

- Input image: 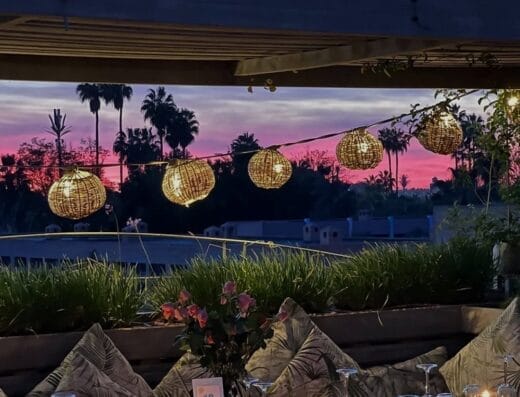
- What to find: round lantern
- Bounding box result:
[248,149,292,189]
[417,110,462,155]
[48,169,106,220]
[336,129,383,170]
[162,159,215,207]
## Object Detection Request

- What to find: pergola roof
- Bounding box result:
[0,1,519,88]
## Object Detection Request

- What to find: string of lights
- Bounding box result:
[25,89,480,220]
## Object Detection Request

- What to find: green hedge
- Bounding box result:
[0,260,142,335]
[150,238,496,313]
[0,239,496,336]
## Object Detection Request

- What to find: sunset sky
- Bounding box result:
[0,81,484,188]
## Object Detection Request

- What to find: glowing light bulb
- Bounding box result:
[273,163,284,173]
[359,142,369,153]
[440,112,452,128]
[62,180,73,198]
[481,390,490,397]
[507,96,519,108]
[171,172,182,196]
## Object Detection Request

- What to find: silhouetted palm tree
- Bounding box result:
[393,129,411,196]
[113,130,128,187]
[46,109,71,175]
[125,128,161,175]
[102,84,133,185]
[76,83,103,167]
[165,108,199,158]
[400,174,410,191]
[141,87,176,159]
[378,128,398,188]
[230,133,260,174]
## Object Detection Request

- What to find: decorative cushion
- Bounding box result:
[440,297,520,395]
[246,297,359,382]
[359,346,449,396]
[153,353,211,397]
[55,351,136,396]
[27,323,152,397]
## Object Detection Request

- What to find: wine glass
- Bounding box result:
[462,384,481,397]
[252,381,273,394]
[336,367,358,396]
[416,363,438,397]
[497,354,516,397]
[242,375,260,390]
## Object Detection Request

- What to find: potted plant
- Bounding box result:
[160,282,274,396]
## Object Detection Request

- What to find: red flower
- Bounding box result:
[187,304,200,318]
[161,303,175,321]
[237,293,255,315]
[205,332,215,345]
[222,281,237,295]
[178,289,191,304]
[173,307,188,322]
[197,308,208,328]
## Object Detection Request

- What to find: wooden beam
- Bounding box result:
[0,0,519,41]
[1,54,520,88]
[235,38,448,76]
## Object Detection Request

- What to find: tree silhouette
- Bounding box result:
[400,174,410,191]
[102,84,133,186]
[76,83,103,168]
[46,109,71,175]
[141,87,176,159]
[165,108,199,158]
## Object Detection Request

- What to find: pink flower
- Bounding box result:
[178,289,191,303]
[277,307,289,322]
[222,281,237,295]
[197,308,208,328]
[173,307,188,322]
[220,295,228,305]
[161,303,175,321]
[187,304,200,318]
[237,292,255,314]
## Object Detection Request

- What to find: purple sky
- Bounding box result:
[0,81,484,187]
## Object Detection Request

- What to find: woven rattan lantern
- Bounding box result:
[162,160,215,206]
[336,129,383,170]
[248,149,292,189]
[48,169,106,220]
[417,111,463,155]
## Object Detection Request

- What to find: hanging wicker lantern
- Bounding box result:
[248,149,292,189]
[417,110,463,155]
[162,159,215,207]
[336,129,383,170]
[48,169,106,220]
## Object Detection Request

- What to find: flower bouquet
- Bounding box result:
[161,282,274,396]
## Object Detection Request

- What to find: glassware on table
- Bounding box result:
[436,394,453,397]
[462,384,481,397]
[252,381,273,394]
[336,367,358,396]
[242,375,260,390]
[51,393,77,397]
[497,354,516,397]
[416,363,438,397]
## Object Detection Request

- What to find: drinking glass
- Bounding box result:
[436,394,453,397]
[336,367,358,396]
[462,384,481,397]
[242,375,259,390]
[497,354,516,397]
[416,363,438,397]
[51,393,77,397]
[252,381,273,394]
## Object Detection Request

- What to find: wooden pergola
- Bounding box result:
[0,1,519,88]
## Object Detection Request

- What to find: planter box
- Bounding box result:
[0,305,502,396]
